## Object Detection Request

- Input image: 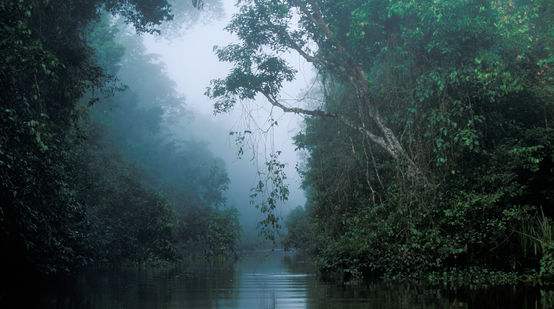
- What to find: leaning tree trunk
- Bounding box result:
[258,0,425,183]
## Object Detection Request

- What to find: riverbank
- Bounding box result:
[3,250,554,308]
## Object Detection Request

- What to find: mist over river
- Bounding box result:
[2,0,554,307]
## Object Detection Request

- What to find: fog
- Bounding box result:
[4,0,554,306]
[142,0,312,239]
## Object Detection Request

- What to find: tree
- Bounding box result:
[0,0,204,275]
[206,0,424,180]
[207,0,552,183]
[282,206,313,251]
[85,19,242,259]
[209,0,554,282]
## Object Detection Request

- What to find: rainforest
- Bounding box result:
[1,0,553,308]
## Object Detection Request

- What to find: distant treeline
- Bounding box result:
[0,0,238,279]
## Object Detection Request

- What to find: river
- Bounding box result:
[17,250,553,308]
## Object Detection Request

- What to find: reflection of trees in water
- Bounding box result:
[281,251,313,274]
[32,255,554,308]
[175,259,240,308]
[442,286,552,309]
[40,262,241,308]
[279,251,552,309]
[302,280,552,308]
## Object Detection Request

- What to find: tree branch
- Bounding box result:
[261,90,397,158]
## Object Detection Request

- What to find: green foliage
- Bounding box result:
[87,16,126,76]
[249,151,289,242]
[540,242,554,280]
[426,267,519,287]
[85,21,241,260]
[0,0,235,278]
[282,206,314,252]
[0,0,124,274]
[80,153,177,262]
[297,0,552,284]
[212,0,554,284]
[180,206,241,256]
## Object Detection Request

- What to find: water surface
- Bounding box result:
[19,250,554,308]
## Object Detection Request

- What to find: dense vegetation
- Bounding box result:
[86,21,241,260]
[2,0,553,292]
[210,0,553,284]
[0,0,240,285]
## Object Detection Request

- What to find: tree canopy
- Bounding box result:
[211,0,554,284]
[0,0,239,280]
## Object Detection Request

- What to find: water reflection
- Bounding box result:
[14,250,554,308]
[235,252,311,308]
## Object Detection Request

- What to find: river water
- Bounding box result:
[20,250,554,308]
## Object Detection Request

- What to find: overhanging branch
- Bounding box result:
[261,90,398,159]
